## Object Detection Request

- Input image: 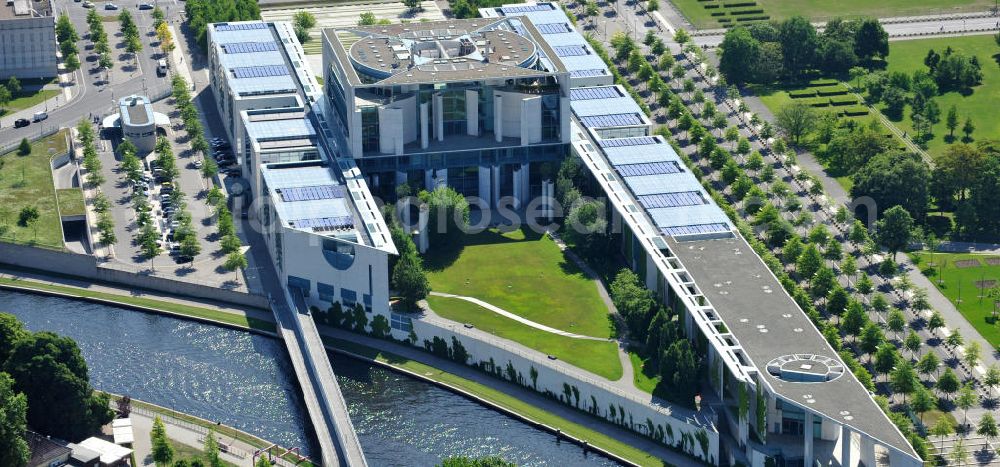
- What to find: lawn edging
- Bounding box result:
[0,274,664,466]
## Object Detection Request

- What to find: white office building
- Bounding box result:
[0,0,57,79]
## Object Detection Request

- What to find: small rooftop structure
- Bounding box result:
[71,437,132,466]
[1,0,51,19]
[111,418,134,445]
[119,95,152,127]
[26,431,72,467]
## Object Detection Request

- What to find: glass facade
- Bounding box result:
[360,106,379,152]
[356,144,566,173]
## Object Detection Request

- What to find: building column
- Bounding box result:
[416,206,429,254]
[519,162,530,208]
[425,169,434,192]
[541,179,554,221]
[512,163,529,210]
[520,96,541,145]
[492,164,501,207]
[804,411,814,467]
[841,425,853,467]
[436,168,447,189]
[859,435,875,467]
[478,165,492,207]
[420,102,429,149]
[396,170,408,187]
[494,94,503,143]
[466,89,479,136]
[433,93,444,142]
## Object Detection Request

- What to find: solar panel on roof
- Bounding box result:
[570,69,610,78]
[222,42,278,54]
[616,161,681,176]
[232,65,290,79]
[661,223,731,237]
[637,192,705,209]
[501,4,554,13]
[279,185,345,202]
[579,113,645,128]
[292,216,355,231]
[536,23,572,34]
[599,136,660,147]
[215,23,268,32]
[553,45,589,57]
[570,87,622,100]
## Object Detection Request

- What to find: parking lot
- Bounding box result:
[94,97,244,290]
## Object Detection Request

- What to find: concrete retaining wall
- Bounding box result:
[397,318,720,465]
[0,242,269,309]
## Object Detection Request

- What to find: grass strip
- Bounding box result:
[0,276,276,333]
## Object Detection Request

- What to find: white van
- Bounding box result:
[157,59,168,77]
[32,111,48,122]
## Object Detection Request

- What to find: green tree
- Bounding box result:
[718,26,760,84]
[947,328,964,348]
[931,416,953,454]
[936,367,960,400]
[842,299,868,338]
[887,308,906,340]
[358,12,377,25]
[6,76,21,95]
[151,416,173,466]
[779,16,818,77]
[859,321,884,357]
[956,383,979,428]
[979,412,999,446]
[17,138,30,156]
[204,428,222,467]
[850,152,930,222]
[873,343,899,378]
[775,101,816,145]
[393,252,430,309]
[889,360,918,403]
[904,330,922,358]
[928,310,945,336]
[797,243,823,279]
[910,387,935,424]
[962,117,975,141]
[946,105,959,138]
[875,205,914,259]
[293,11,317,42]
[3,331,113,441]
[917,351,939,377]
[809,266,836,299]
[224,252,247,283]
[984,364,1000,400]
[856,272,874,296]
[0,373,29,467]
[964,341,981,369]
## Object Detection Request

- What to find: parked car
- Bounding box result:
[14,118,30,128]
[81,1,94,7]
[104,3,118,10]
[32,111,48,122]
[223,167,242,176]
[192,160,203,169]
[138,3,153,9]
[217,159,236,168]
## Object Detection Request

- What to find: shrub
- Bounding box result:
[816,86,849,96]
[829,95,859,106]
[809,78,839,87]
[728,8,764,14]
[804,97,831,107]
[710,10,725,15]
[788,89,816,98]
[735,15,769,21]
[722,1,756,6]
[839,106,870,117]
[704,3,721,8]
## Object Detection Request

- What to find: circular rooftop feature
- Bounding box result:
[766,354,845,383]
[346,21,539,82]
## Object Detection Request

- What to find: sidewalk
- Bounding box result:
[128,408,257,467]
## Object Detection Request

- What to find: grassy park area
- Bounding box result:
[911,252,1000,348]
[424,227,613,338]
[883,34,1000,157]
[0,130,70,249]
[426,295,623,380]
[57,188,85,217]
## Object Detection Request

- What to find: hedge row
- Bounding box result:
[816,87,849,96]
[729,8,764,14]
[830,95,859,106]
[735,15,770,21]
[710,11,726,16]
[838,106,870,116]
[809,78,839,87]
[788,89,816,98]
[722,1,756,6]
[705,4,720,8]
[805,97,831,107]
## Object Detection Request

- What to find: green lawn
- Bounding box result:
[883,35,1000,158]
[0,276,276,333]
[910,252,1000,348]
[628,351,661,395]
[319,335,670,467]
[424,227,613,338]
[168,438,238,467]
[56,188,85,216]
[0,130,70,249]
[0,89,59,116]
[426,295,623,380]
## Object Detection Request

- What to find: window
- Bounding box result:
[341,288,357,307]
[390,313,412,332]
[318,283,336,302]
[363,294,372,313]
[288,275,310,294]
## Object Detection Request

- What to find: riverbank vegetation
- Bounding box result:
[0,130,70,249]
[0,312,114,465]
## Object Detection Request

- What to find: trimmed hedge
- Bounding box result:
[722,1,756,6]
[816,87,849,96]
[710,11,726,15]
[728,8,764,14]
[735,15,769,21]
[829,95,859,106]
[705,3,721,8]
[839,106,870,116]
[788,89,816,98]
[718,18,734,23]
[808,78,839,87]
[805,97,831,107]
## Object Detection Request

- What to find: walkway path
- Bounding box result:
[428,291,608,340]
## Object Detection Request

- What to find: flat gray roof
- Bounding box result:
[669,235,917,457]
[1,0,51,19]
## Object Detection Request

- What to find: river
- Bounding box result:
[0,290,618,466]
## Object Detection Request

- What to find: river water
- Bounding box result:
[0,291,617,466]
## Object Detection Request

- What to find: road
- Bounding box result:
[0,0,177,148]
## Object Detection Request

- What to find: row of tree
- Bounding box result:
[77,119,115,246]
[171,74,215,178]
[55,13,82,74]
[719,16,889,84]
[150,416,242,467]
[0,313,114,467]
[85,9,114,74]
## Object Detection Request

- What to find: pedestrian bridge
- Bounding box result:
[272,289,367,467]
